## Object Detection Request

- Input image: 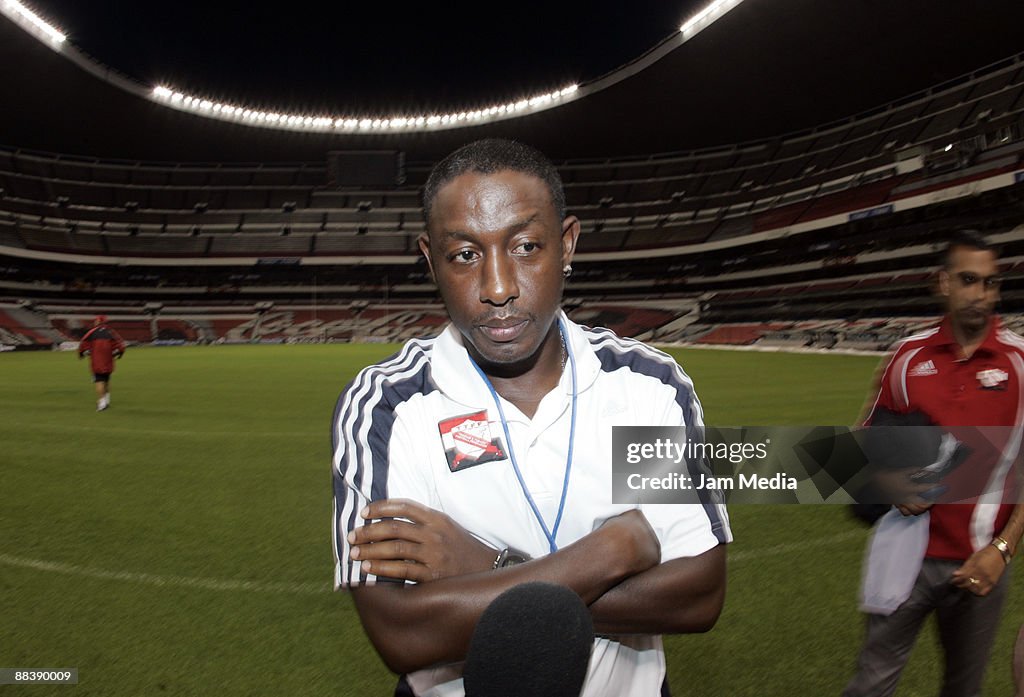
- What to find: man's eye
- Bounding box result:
[515,242,538,254]
[453,250,477,262]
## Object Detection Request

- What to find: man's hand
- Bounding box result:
[349,501,661,585]
[597,509,661,577]
[873,469,936,515]
[951,545,1007,596]
[349,499,497,582]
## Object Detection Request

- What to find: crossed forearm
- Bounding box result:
[351,516,657,675]
[588,545,726,635]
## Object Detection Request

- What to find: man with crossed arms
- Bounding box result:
[332,139,730,697]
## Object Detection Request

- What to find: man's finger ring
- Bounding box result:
[969,577,979,585]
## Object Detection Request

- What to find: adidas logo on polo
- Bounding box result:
[908,360,938,377]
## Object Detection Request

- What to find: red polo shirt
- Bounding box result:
[867,315,1024,560]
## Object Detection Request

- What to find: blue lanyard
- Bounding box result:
[468,317,578,554]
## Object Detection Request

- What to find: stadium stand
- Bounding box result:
[2,52,1023,259]
[1,51,1023,350]
[0,305,56,346]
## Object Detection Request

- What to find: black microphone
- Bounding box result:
[463,582,593,697]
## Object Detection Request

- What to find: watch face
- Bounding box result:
[501,553,528,567]
[498,548,531,568]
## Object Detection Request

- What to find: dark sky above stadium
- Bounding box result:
[29,1,706,112]
[6,0,1024,161]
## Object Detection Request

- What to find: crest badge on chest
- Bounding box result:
[438,410,506,472]
[976,368,1008,390]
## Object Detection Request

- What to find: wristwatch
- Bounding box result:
[492,546,531,569]
[990,536,1013,565]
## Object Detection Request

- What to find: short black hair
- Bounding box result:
[422,139,566,227]
[943,230,997,268]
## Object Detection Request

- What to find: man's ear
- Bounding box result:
[561,215,581,268]
[937,269,950,299]
[418,234,436,283]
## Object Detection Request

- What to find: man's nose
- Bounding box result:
[480,253,519,306]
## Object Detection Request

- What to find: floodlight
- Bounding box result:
[680,0,745,40]
[0,0,66,45]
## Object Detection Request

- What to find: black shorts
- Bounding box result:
[93,373,111,383]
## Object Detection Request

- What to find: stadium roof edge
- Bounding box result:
[4,0,1024,162]
[1,0,745,137]
[3,46,1023,170]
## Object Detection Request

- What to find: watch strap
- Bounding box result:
[991,536,1013,565]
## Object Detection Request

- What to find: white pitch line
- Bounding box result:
[0,552,330,595]
[0,530,866,595]
[6,423,319,438]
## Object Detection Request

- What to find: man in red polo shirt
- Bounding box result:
[844,231,1024,697]
[78,315,126,411]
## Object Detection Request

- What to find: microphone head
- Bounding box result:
[463,582,593,697]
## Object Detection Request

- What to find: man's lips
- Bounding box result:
[477,318,528,342]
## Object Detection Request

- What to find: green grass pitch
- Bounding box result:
[0,344,1020,695]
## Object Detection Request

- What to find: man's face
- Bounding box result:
[419,169,579,372]
[939,246,1000,336]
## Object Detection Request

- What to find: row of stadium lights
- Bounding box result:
[149,85,579,134]
[5,0,742,134]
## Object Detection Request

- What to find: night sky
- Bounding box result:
[28,1,707,112]
[6,1,1024,161]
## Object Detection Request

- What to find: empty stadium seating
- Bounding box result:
[1,51,1022,265]
[2,51,1023,354]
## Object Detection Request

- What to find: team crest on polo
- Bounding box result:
[438,410,506,472]
[976,368,1008,390]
